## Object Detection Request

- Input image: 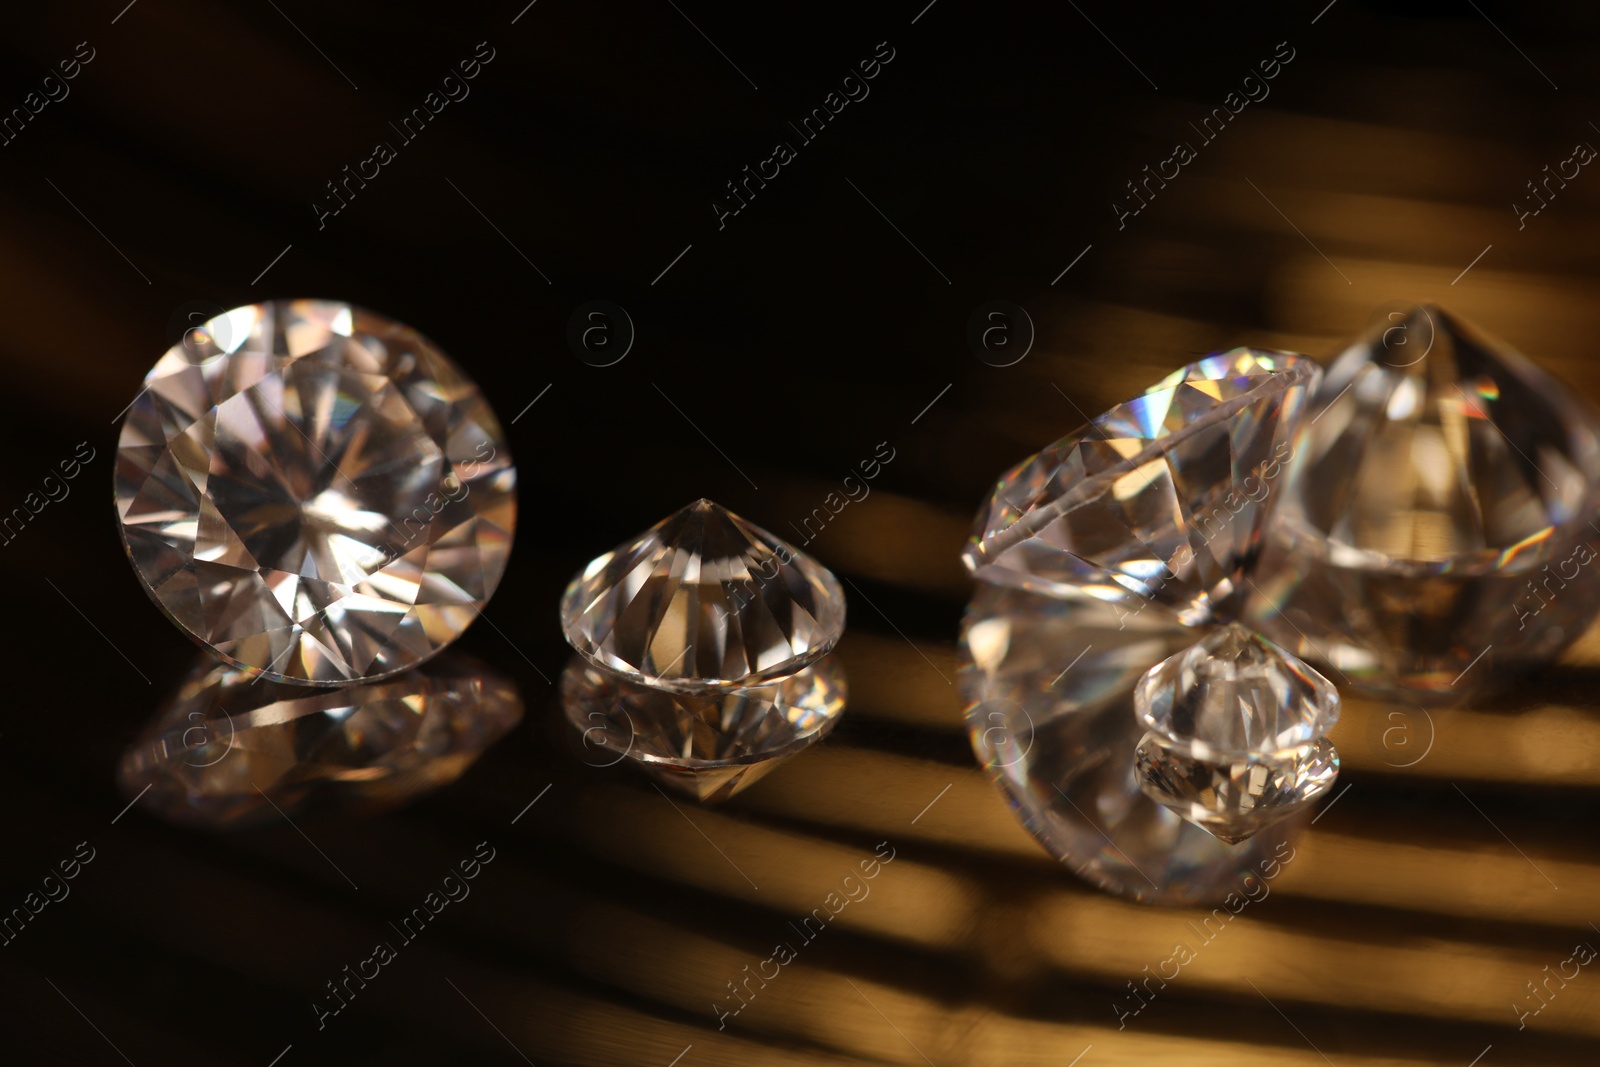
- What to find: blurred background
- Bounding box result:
[3,0,1599,1062]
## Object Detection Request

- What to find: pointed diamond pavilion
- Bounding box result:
[560,499,846,690]
[115,300,517,685]
[1244,305,1600,697]
[963,348,1318,625]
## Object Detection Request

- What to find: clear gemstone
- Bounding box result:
[118,652,522,826]
[1133,624,1340,842]
[961,584,1298,905]
[1244,306,1600,698]
[963,348,1318,626]
[560,499,846,689]
[561,652,846,802]
[114,299,517,685]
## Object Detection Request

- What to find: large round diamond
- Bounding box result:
[115,299,517,684]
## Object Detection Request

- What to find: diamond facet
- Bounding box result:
[115,299,517,684]
[1244,306,1600,698]
[561,652,846,802]
[118,652,522,826]
[963,348,1318,626]
[560,499,846,689]
[1133,623,1340,843]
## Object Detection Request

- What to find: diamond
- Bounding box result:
[1244,306,1600,698]
[114,299,516,685]
[960,584,1297,905]
[560,500,849,799]
[560,499,846,689]
[118,652,522,826]
[561,652,846,802]
[1133,623,1340,843]
[963,348,1318,626]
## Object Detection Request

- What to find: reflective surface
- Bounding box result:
[10,4,1600,1063]
[119,652,522,826]
[560,652,847,801]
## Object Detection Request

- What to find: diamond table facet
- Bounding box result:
[115,300,516,685]
[1133,623,1341,843]
[963,348,1318,626]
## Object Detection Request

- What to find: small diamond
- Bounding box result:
[1133,623,1340,843]
[963,348,1318,625]
[560,500,849,800]
[959,584,1296,905]
[560,499,845,689]
[561,652,846,802]
[115,299,517,685]
[1245,306,1600,697]
[118,653,522,826]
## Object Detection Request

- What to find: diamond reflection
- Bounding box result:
[119,652,522,826]
[560,653,846,803]
[960,584,1299,905]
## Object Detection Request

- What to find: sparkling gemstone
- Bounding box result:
[1132,623,1340,843]
[561,652,846,802]
[963,348,1318,626]
[118,652,522,826]
[115,299,517,685]
[560,499,846,689]
[960,584,1297,905]
[1244,306,1600,698]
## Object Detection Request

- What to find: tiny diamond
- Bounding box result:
[1133,623,1340,842]
[1246,305,1600,697]
[118,653,522,826]
[560,499,845,689]
[561,652,846,802]
[959,584,1296,905]
[115,299,517,685]
[963,348,1318,625]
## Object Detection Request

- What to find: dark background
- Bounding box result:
[3,0,1600,1063]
